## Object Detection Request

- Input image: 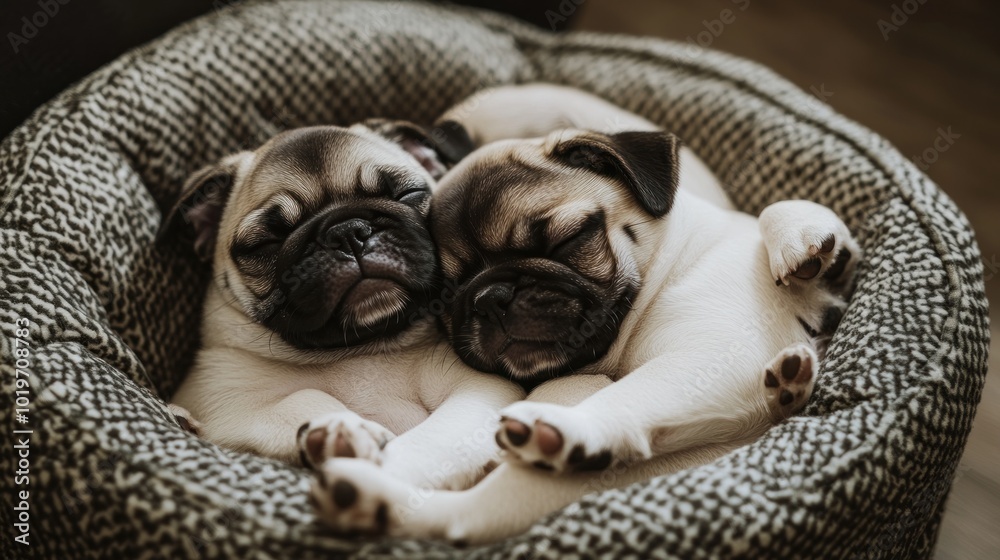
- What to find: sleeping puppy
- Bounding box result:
[307,86,860,543]
[160,121,524,503]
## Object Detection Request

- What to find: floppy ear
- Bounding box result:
[552,131,682,217]
[156,152,250,261]
[360,118,474,180]
[428,119,476,164]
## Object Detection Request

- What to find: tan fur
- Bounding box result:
[169,123,525,491]
[308,85,859,543]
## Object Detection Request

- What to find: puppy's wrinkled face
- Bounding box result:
[432,129,681,382]
[161,122,470,351]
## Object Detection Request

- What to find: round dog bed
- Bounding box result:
[0,0,988,558]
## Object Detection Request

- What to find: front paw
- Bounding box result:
[311,459,456,541]
[761,202,859,289]
[495,402,612,473]
[312,459,539,545]
[298,412,395,470]
[310,459,399,536]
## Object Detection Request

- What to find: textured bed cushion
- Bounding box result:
[0,0,988,558]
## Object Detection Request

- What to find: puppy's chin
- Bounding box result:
[341,279,410,329]
[275,283,419,350]
[466,329,601,383]
[453,284,637,384]
[497,341,572,381]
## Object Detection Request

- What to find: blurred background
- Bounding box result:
[1,0,996,557]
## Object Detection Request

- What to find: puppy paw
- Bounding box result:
[298,412,395,470]
[495,402,613,473]
[764,344,817,421]
[311,459,473,543]
[167,404,202,436]
[760,200,859,289]
[310,459,399,536]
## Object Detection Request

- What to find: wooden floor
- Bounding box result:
[574,1,999,558]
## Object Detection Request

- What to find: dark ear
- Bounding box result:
[156,152,249,261]
[360,119,474,180]
[552,131,682,217]
[428,119,475,163]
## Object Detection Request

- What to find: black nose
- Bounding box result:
[323,218,372,257]
[474,283,515,323]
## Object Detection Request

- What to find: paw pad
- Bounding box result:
[310,460,403,537]
[764,345,817,421]
[499,417,565,457]
[297,413,394,470]
[331,480,358,508]
[760,201,861,293]
[496,403,614,473]
[502,419,530,446]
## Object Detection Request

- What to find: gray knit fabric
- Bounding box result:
[0,1,989,558]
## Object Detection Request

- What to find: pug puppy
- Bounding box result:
[161,121,524,506]
[306,86,859,543]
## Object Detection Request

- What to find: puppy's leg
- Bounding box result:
[307,374,604,537]
[309,441,742,543]
[758,200,860,291]
[203,388,386,465]
[496,351,787,474]
[310,377,740,545]
[373,346,526,490]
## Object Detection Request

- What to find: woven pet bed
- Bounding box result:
[0,0,989,558]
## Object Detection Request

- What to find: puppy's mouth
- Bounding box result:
[340,278,409,329]
[259,205,438,350]
[271,273,427,350]
[497,338,570,379]
[449,268,637,385]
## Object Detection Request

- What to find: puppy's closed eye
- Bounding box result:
[377,169,430,206]
[231,204,296,265]
[395,184,430,205]
[232,236,282,260]
[548,211,606,260]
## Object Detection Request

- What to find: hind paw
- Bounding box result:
[764,344,817,421]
